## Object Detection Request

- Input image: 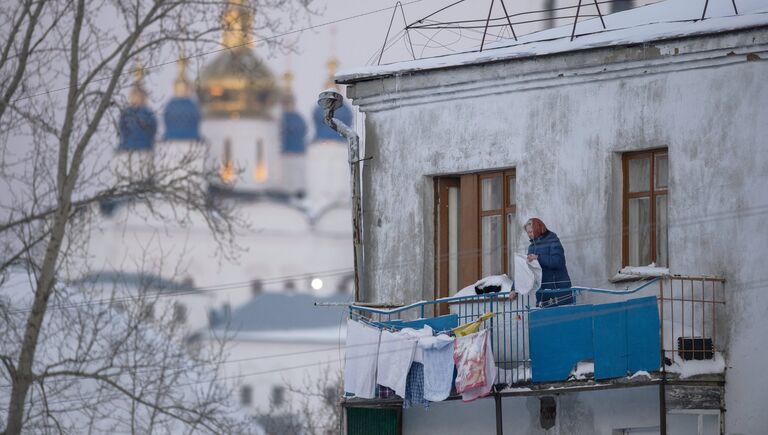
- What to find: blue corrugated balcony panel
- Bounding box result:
[625,296,661,373]
[530,304,594,382]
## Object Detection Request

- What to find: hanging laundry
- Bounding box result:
[344,319,381,399]
[403,362,429,409]
[376,385,396,399]
[459,335,496,402]
[398,325,434,364]
[420,334,455,402]
[453,329,496,402]
[376,329,417,398]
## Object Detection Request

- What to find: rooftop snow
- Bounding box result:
[217,291,351,333]
[337,0,768,83]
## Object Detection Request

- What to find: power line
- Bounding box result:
[4,200,767,316]
[10,0,431,104]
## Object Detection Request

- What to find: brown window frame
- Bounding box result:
[477,170,517,277]
[622,148,669,267]
[434,169,517,306]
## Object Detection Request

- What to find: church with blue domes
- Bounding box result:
[94,0,355,416]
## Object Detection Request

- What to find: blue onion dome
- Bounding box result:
[164,97,201,141]
[281,112,307,153]
[118,66,157,151]
[163,58,201,141]
[312,103,352,142]
[279,71,307,153]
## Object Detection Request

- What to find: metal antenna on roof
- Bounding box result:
[479,0,519,51]
[701,0,739,21]
[498,0,518,41]
[378,1,415,65]
[480,0,495,51]
[570,0,607,42]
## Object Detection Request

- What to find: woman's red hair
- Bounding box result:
[526,218,548,239]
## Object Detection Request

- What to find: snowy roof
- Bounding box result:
[216,291,351,342]
[73,271,198,294]
[337,0,768,83]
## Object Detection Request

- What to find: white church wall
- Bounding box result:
[306,141,350,207]
[220,337,344,416]
[203,118,282,190]
[281,153,306,194]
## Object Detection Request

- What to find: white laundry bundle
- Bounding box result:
[513,253,542,295]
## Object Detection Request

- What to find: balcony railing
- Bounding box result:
[348,274,725,397]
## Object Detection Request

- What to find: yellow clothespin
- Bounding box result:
[452,312,495,337]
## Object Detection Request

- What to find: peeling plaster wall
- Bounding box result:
[403,387,659,434]
[347,28,768,434]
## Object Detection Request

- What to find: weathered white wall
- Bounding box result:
[404,386,660,435]
[346,28,768,434]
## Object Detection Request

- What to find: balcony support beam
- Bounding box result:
[494,392,503,435]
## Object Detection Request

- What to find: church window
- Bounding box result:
[220,138,235,184]
[253,139,268,182]
[240,385,253,406]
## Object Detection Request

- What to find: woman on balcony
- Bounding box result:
[525,218,573,307]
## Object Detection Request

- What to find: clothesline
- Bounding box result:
[344,312,498,408]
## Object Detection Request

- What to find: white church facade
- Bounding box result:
[85,0,354,418]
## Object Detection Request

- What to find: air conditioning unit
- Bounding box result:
[677,337,714,360]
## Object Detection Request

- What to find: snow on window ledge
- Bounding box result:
[610,263,670,283]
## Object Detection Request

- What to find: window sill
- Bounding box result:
[609,265,670,283]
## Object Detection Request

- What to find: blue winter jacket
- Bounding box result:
[527,231,573,306]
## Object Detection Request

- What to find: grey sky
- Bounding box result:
[142,0,561,131]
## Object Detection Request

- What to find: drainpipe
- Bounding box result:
[317,89,364,302]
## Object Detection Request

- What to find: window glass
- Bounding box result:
[508,176,516,206]
[481,215,503,276]
[656,194,668,267]
[628,157,651,193]
[628,197,651,266]
[220,139,235,183]
[240,385,253,406]
[271,385,285,407]
[448,187,460,295]
[701,414,719,435]
[666,413,698,435]
[655,154,669,189]
[481,177,502,211]
[254,139,268,182]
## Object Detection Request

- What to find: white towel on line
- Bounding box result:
[376,330,417,398]
[420,334,455,402]
[343,319,381,399]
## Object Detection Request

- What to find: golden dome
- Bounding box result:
[325,57,339,89]
[197,0,278,119]
[128,59,148,106]
[174,54,191,97]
